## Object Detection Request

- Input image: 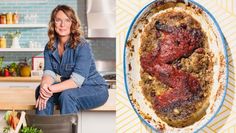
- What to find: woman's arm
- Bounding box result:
[39,47,57,97]
[39,75,54,98]
[36,75,54,110]
[36,46,56,110]
[49,42,93,93]
[49,79,77,93]
[41,75,54,86]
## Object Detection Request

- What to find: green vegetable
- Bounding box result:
[20,126,43,133]
[0,57,3,69]
[4,111,12,121]
[10,62,17,69]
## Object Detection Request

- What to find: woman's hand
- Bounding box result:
[35,96,48,111]
[36,84,53,111]
[48,84,59,93]
[39,84,53,100]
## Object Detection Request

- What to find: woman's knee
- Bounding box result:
[58,90,74,104]
[58,90,77,114]
[96,88,109,107]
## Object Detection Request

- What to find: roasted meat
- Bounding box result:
[140,11,212,127]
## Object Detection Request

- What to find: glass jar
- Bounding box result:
[13,12,19,24]
[6,12,13,24]
[0,14,7,24]
[0,36,7,48]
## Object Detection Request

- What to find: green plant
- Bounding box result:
[6,31,21,39]
[20,126,43,133]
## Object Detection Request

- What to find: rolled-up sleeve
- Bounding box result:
[43,46,56,81]
[70,42,92,87]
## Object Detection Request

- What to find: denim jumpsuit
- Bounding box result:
[35,38,109,115]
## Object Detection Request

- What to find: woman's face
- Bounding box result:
[54,10,72,37]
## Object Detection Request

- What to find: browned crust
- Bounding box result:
[139,3,213,128]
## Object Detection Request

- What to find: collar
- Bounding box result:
[51,37,71,64]
[52,37,71,50]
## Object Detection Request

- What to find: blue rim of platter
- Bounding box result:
[123,0,229,132]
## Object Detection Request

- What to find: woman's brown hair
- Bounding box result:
[47,5,83,50]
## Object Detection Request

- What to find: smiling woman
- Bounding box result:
[35,5,109,115]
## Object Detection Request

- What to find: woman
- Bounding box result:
[35,5,109,115]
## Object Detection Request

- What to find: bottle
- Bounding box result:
[0,13,7,24]
[0,36,1,47]
[0,36,6,48]
[12,12,19,24]
[6,12,13,24]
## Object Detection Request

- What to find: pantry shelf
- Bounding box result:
[0,48,43,52]
[0,24,48,28]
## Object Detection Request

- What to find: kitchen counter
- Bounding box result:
[0,88,115,111]
[0,77,41,82]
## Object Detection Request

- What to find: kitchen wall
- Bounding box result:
[77,0,115,61]
[0,0,77,48]
[0,0,115,66]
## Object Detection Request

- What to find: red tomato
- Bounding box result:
[4,69,10,77]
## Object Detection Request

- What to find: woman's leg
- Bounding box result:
[35,85,59,115]
[58,85,109,114]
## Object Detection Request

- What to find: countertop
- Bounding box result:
[0,77,41,82]
[0,88,115,111]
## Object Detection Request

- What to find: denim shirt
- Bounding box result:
[43,38,106,88]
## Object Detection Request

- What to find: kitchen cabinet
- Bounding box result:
[0,88,35,110]
[0,77,40,90]
[80,111,115,133]
[79,89,116,133]
[0,82,39,89]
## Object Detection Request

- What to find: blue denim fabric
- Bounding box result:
[35,84,109,115]
[36,38,109,115]
[43,38,107,87]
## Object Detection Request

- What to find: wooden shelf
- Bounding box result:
[0,48,43,52]
[0,24,47,28]
[0,77,41,82]
[0,0,48,3]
